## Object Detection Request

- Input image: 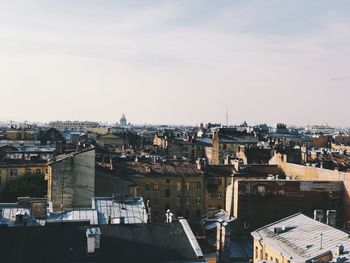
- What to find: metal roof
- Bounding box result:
[0,206,39,226]
[251,213,350,262]
[93,197,148,224]
[51,209,99,225]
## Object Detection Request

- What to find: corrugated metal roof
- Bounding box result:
[252,213,350,262]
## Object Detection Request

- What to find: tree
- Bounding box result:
[0,173,47,202]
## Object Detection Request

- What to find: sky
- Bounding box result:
[0,0,349,126]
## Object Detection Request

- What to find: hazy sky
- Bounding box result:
[0,1,349,126]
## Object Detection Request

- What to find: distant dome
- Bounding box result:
[120,114,127,127]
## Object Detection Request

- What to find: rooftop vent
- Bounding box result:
[274,226,296,235]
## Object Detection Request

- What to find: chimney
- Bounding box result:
[15,211,26,224]
[165,209,173,223]
[283,154,288,163]
[30,199,48,219]
[338,244,345,255]
[326,210,337,227]
[197,158,207,171]
[86,228,101,254]
[233,159,242,172]
[314,210,324,222]
[145,200,152,223]
[239,145,246,153]
[196,158,201,170]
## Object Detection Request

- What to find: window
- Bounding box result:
[186,182,190,191]
[177,196,181,205]
[176,181,181,191]
[185,210,190,219]
[243,221,249,229]
[145,183,150,191]
[208,193,212,200]
[45,168,49,174]
[255,247,258,259]
[153,182,159,191]
[223,144,227,150]
[10,169,18,177]
[217,192,222,199]
[185,196,190,205]
[166,179,170,184]
[165,189,170,198]
[196,182,201,190]
[196,196,201,204]
[25,169,31,175]
[35,169,41,175]
[245,184,251,193]
[257,185,266,196]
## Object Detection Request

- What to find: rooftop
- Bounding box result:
[92,196,148,224]
[114,161,203,177]
[251,213,350,262]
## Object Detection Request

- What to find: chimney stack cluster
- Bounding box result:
[313,209,337,227]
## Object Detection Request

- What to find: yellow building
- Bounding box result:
[5,129,36,140]
[118,160,233,223]
[331,142,350,152]
[0,160,49,191]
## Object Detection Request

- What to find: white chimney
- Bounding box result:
[86,228,101,254]
[165,209,173,223]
